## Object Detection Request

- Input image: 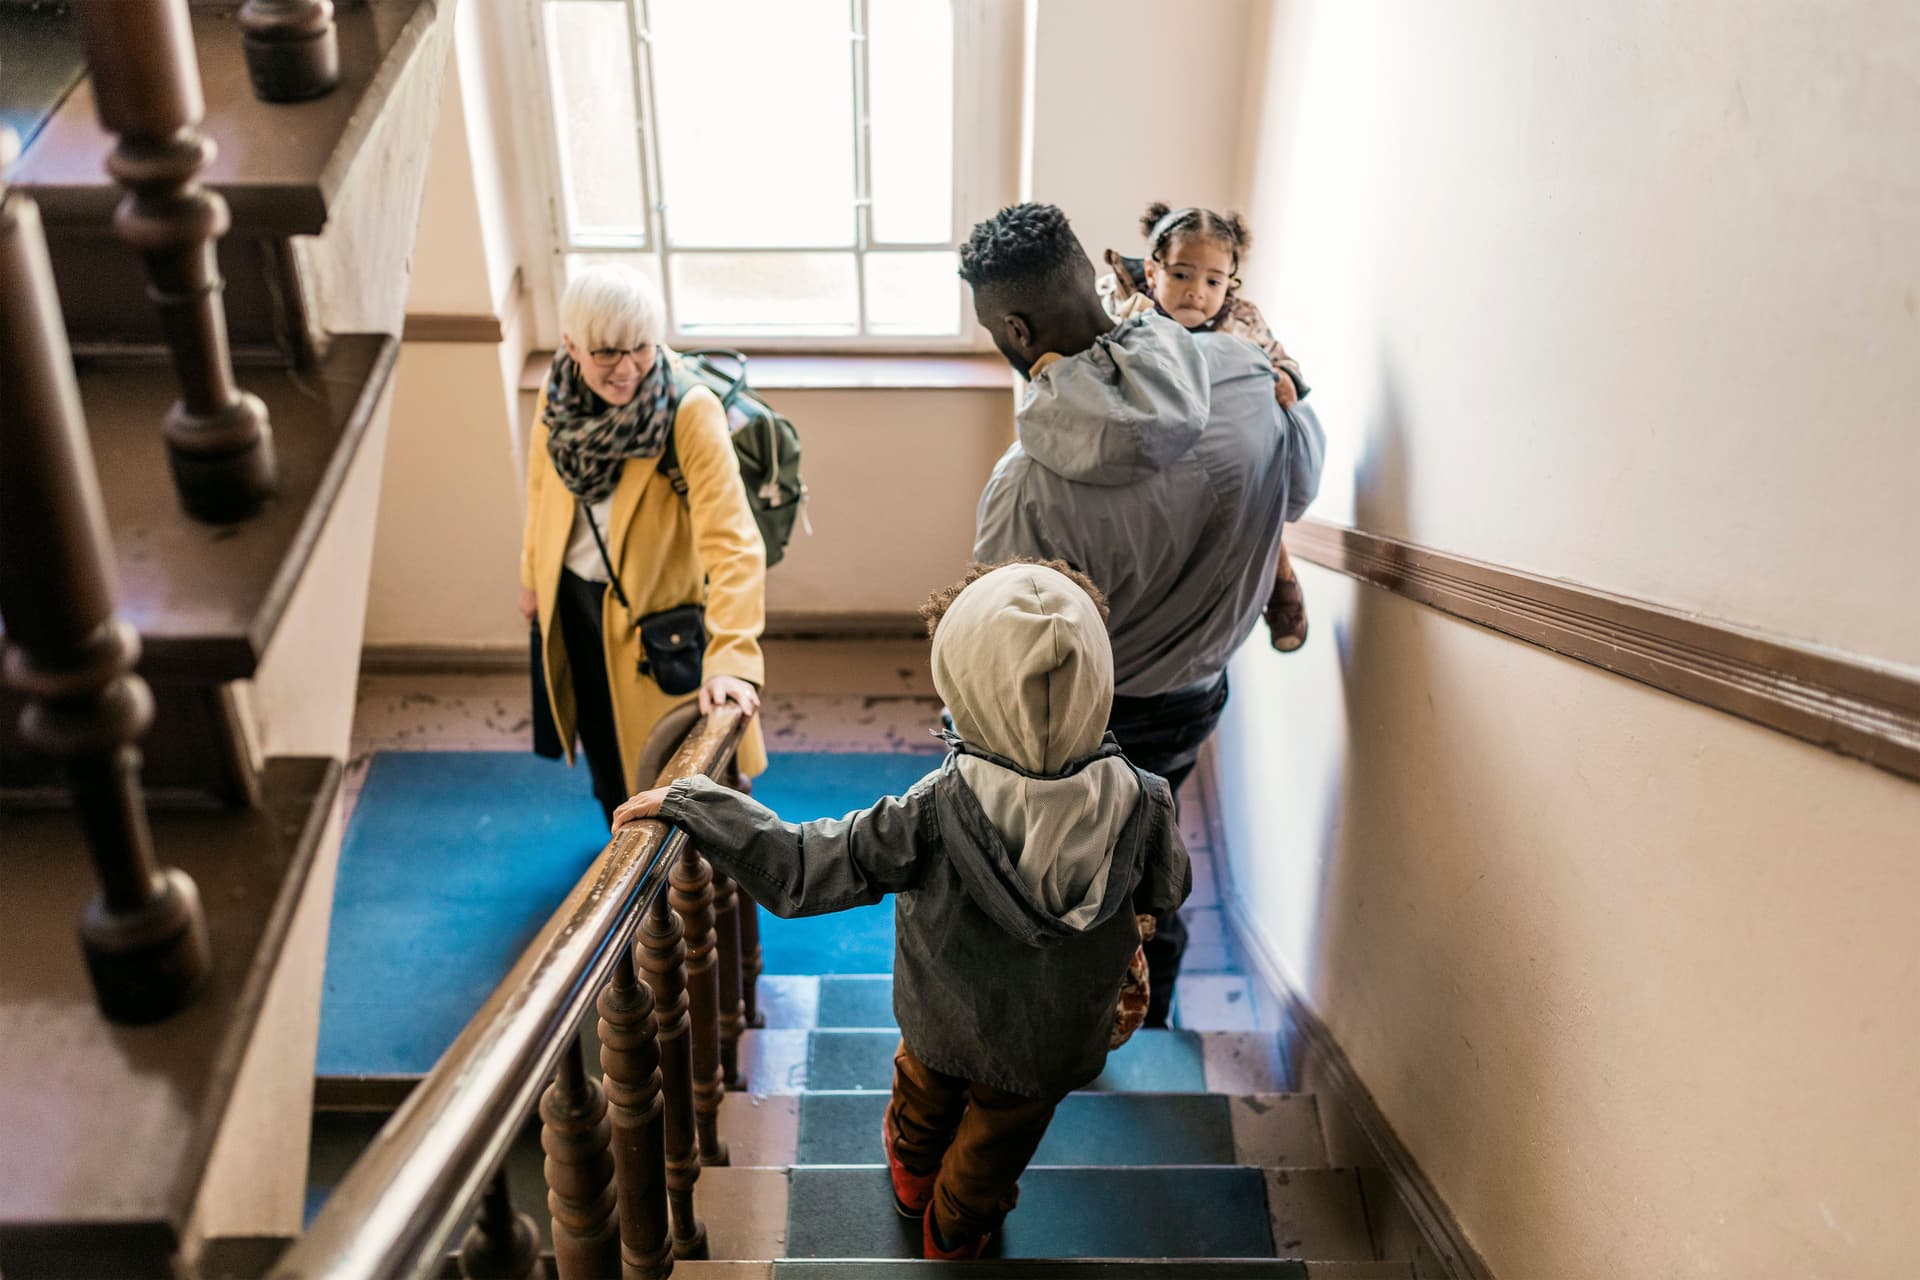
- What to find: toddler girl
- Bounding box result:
[1099,203,1311,651]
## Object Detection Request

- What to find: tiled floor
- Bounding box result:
[346,642,1273,1031]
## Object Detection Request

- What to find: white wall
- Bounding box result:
[1026,0,1259,264]
[1222,3,1920,1276]
[363,27,528,652]
[1236,1,1920,665]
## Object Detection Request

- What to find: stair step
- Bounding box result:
[816,974,896,1026]
[772,1263,1309,1278]
[799,1092,1239,1166]
[805,1030,1213,1094]
[786,1166,1275,1260]
[0,761,341,1273]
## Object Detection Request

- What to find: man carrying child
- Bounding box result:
[960,202,1326,1027]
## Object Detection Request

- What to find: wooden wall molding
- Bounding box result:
[1289,519,1920,783]
[400,311,503,343]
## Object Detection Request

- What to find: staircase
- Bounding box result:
[292,684,1421,1277]
[306,984,1412,1276]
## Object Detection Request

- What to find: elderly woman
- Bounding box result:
[519,265,767,821]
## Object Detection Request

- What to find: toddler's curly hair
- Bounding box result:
[919,559,1111,638]
[1140,202,1253,269]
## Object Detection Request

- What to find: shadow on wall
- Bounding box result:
[1305,358,1546,1259]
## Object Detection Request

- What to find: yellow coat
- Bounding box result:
[521,376,768,790]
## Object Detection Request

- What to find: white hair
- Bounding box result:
[560,264,665,353]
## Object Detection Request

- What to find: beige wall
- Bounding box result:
[364,19,529,652]
[1222,3,1920,1276]
[1027,0,1259,264]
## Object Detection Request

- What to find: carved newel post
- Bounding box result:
[238,0,341,102]
[75,0,277,522]
[0,186,213,1023]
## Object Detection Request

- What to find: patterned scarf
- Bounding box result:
[541,348,675,503]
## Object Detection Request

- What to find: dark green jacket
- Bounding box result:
[658,743,1190,1098]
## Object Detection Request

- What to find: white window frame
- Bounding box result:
[511,0,1020,353]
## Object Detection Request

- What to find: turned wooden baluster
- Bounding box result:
[636,891,707,1259]
[737,884,764,1029]
[671,838,730,1167]
[457,1168,539,1280]
[74,0,276,523]
[540,1038,621,1278]
[238,0,340,102]
[599,936,673,1279]
[711,766,749,1088]
[733,771,766,1030]
[710,861,746,1091]
[0,186,213,1024]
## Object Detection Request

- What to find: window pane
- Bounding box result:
[864,251,960,336]
[649,0,855,248]
[545,2,647,243]
[566,252,665,295]
[867,0,953,244]
[670,253,858,337]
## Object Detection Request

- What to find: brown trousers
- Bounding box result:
[885,1042,1061,1242]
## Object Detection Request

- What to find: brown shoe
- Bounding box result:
[1265,540,1309,652]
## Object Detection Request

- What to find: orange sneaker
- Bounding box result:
[883,1110,935,1218]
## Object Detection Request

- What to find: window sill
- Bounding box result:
[518,351,1014,394]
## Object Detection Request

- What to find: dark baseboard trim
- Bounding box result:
[360,616,927,676]
[1289,519,1920,784]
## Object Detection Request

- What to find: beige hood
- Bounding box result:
[931,563,1141,931]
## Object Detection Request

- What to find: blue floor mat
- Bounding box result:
[318,750,938,1077]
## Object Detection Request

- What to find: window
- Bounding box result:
[526,0,1010,348]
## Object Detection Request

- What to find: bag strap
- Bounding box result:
[578,500,634,613]
[655,350,690,499]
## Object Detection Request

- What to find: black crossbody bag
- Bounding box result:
[579,502,707,698]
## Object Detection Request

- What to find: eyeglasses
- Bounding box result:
[586,343,654,370]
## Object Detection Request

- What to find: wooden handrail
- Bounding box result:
[273,706,746,1279]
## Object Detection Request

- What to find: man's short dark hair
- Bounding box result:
[958,203,1086,305]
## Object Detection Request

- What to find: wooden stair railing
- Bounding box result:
[74,0,277,523]
[275,707,754,1280]
[0,178,214,1024]
[238,0,341,104]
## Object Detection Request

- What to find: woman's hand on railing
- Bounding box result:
[610,787,671,834]
[700,675,760,718]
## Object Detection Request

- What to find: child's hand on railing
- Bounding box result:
[611,787,671,834]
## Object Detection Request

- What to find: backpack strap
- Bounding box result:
[655,352,690,500]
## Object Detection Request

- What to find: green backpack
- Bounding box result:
[658,348,806,568]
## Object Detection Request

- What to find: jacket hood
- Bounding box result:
[1016,312,1211,486]
[937,745,1152,945]
[929,562,1144,938]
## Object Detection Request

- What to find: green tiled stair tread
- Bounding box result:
[817,975,898,1027]
[798,1091,1237,1166]
[773,1263,1309,1278]
[785,1166,1275,1259]
[804,1030,1209,1093]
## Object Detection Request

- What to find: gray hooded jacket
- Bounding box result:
[657,564,1191,1097]
[974,312,1326,697]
